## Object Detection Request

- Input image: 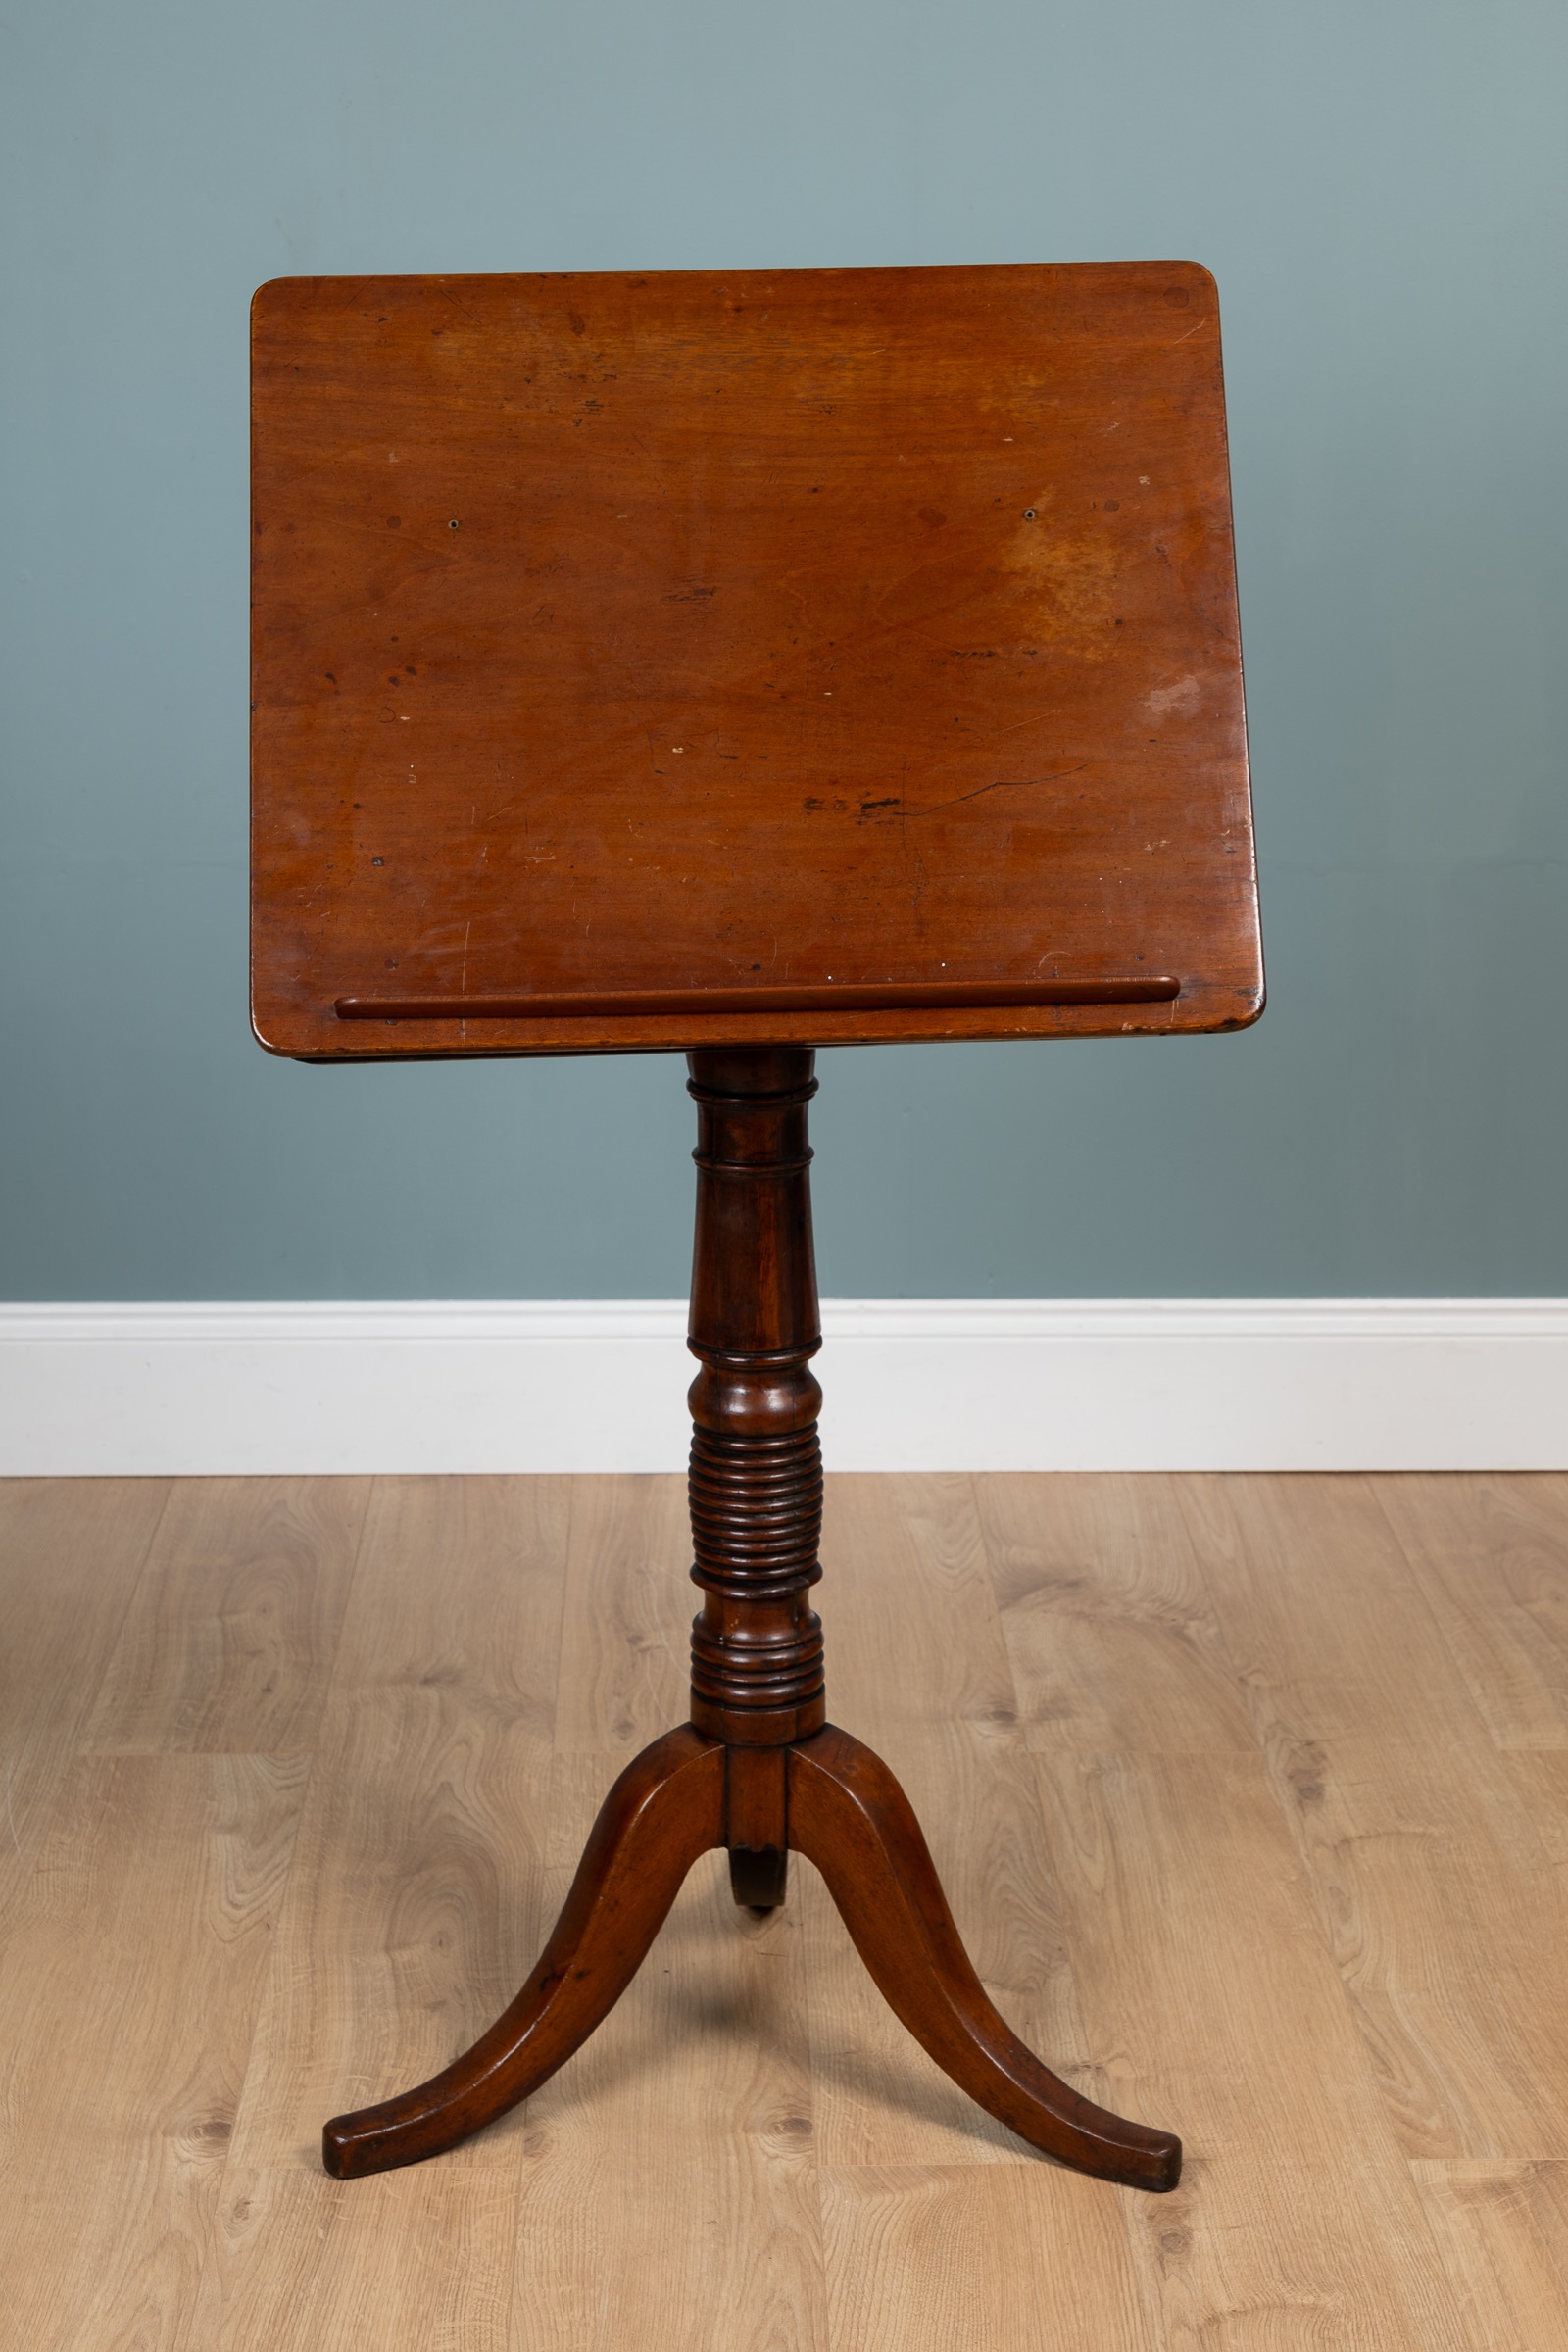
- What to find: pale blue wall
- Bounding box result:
[3,0,1564,1299]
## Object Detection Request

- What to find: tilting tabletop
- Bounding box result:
[252,262,1260,1058]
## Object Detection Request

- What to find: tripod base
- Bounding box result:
[322,1722,1180,2194]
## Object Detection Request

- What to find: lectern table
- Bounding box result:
[251,262,1261,2192]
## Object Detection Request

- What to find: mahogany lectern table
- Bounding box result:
[252,262,1261,2194]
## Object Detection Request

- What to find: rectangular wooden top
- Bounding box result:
[251,263,1261,1056]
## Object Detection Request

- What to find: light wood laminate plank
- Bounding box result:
[821,1473,1017,1742]
[0,1478,170,1874]
[1374,1474,1568,1750]
[1503,1751,1568,1881]
[1265,1733,1568,2159]
[205,1477,569,2352]
[1411,2161,1568,2352]
[0,1750,307,2352]
[552,1474,691,1758]
[821,2161,1148,2352]
[978,1472,1256,1754]
[82,1475,370,1754]
[1178,1473,1494,1752]
[1034,1747,1471,2349]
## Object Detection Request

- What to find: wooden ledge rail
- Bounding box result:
[334,978,1181,1021]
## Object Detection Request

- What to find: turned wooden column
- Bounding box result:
[685,1045,825,1903]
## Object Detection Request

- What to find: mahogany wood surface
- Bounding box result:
[251,262,1259,1058]
[321,1049,1181,2189]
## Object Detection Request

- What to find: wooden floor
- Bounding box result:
[3,1474,1567,2349]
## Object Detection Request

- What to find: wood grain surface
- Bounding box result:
[81,1476,369,1755]
[204,1478,568,2348]
[251,263,1260,1057]
[0,1480,170,1877]
[1376,1473,1568,1750]
[1175,1471,1495,1750]
[1268,1732,1568,2162]
[1,1751,309,2352]
[4,1467,1565,2347]
[978,1471,1256,1754]
[1412,2161,1568,2352]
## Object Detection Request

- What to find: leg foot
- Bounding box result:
[788,1726,1181,2192]
[728,1845,788,1909]
[322,1726,724,2178]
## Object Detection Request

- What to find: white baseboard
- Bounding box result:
[2,1298,1565,1476]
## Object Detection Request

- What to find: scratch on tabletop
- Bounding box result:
[914,767,1085,819]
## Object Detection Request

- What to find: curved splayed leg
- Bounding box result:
[322,1727,724,2179]
[788,1726,1181,2193]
